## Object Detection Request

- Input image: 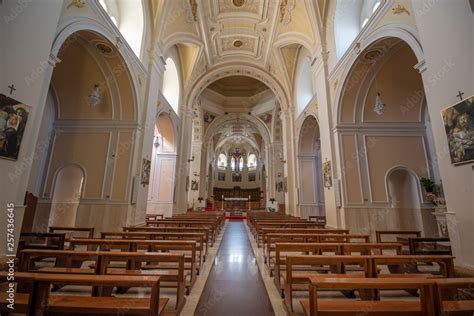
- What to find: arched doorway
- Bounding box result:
[297,116,325,218]
[49,165,84,227]
[147,112,177,217]
[386,167,423,230]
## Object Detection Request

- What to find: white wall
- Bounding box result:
[0,0,63,256]
[412,0,474,268]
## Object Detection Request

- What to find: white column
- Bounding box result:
[175,108,194,213]
[280,109,298,215]
[412,0,473,268]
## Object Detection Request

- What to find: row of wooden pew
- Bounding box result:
[246,210,473,316]
[2,211,225,316]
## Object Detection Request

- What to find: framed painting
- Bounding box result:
[442,95,474,165]
[141,158,151,185]
[0,94,30,160]
[323,160,332,188]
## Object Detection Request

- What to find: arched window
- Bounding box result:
[231,157,236,171]
[218,154,227,169]
[239,158,244,170]
[296,57,314,116]
[163,58,180,114]
[99,0,144,58]
[334,0,381,60]
[248,154,257,170]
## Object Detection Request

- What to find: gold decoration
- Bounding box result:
[115,36,123,48]
[189,0,197,21]
[233,40,243,48]
[66,0,85,9]
[279,0,288,22]
[392,4,410,15]
[333,79,339,91]
[233,0,245,7]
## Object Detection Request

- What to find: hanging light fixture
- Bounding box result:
[373,72,385,115]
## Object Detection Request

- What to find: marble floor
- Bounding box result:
[194,220,275,316]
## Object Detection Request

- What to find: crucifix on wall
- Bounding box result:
[8,84,16,95]
[232,148,245,172]
[456,90,465,101]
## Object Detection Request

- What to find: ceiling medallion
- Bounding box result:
[95,42,114,55]
[233,40,243,48]
[232,0,245,7]
[363,49,383,62]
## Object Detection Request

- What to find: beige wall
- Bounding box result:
[44,132,110,199]
[365,136,428,202]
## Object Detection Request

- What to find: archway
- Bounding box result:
[49,165,84,227]
[297,116,325,218]
[386,167,423,230]
[147,112,178,217]
[335,37,440,235]
[30,30,138,233]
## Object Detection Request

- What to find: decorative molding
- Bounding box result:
[279,0,296,24]
[414,59,427,74]
[391,4,410,15]
[66,0,85,9]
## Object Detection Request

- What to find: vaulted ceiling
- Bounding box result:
[154,0,323,96]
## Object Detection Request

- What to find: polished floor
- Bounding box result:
[195,220,274,316]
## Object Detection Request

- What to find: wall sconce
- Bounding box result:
[188,154,195,162]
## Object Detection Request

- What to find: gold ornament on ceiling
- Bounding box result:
[95,42,113,55]
[233,40,243,48]
[66,0,85,9]
[232,0,245,7]
[190,0,198,21]
[392,4,410,15]
[363,49,383,62]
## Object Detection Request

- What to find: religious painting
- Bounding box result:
[218,172,226,181]
[203,112,216,124]
[141,159,151,186]
[323,160,332,188]
[248,173,256,182]
[276,181,283,192]
[191,180,199,191]
[442,95,474,165]
[232,172,242,182]
[0,94,30,160]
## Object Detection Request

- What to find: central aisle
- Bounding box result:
[195,220,274,316]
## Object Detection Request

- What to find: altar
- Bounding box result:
[222,197,248,210]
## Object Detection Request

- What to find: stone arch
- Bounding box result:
[186,63,289,111]
[333,25,424,126]
[51,18,141,121]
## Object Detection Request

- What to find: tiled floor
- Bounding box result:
[195,220,274,316]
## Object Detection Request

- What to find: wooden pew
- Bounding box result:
[265,233,370,264]
[258,228,349,247]
[273,243,341,294]
[18,250,186,314]
[408,237,452,255]
[146,214,164,221]
[308,216,326,226]
[376,230,421,253]
[48,226,94,239]
[0,272,168,316]
[68,238,198,293]
[100,231,207,262]
[18,232,66,252]
[273,243,403,294]
[372,255,456,278]
[300,277,436,316]
[145,220,218,244]
[284,255,371,312]
[124,226,213,247]
[434,278,474,315]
